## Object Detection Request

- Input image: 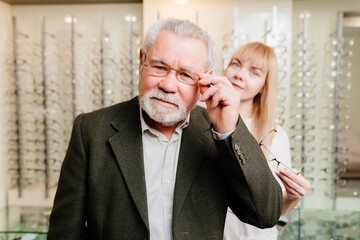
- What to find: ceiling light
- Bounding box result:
[175,0,188,5]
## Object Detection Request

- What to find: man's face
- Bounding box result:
[139,30,208,126]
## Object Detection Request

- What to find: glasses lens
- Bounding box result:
[149,64,168,77]
[146,62,198,85]
[177,71,198,85]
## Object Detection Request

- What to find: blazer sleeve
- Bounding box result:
[47,114,88,240]
[214,117,283,229]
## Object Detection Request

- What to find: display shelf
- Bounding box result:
[280,208,360,240]
[0,206,50,240]
[1,206,360,239]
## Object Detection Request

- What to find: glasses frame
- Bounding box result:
[259,129,307,175]
[142,54,203,86]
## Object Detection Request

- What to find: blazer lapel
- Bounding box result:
[108,98,149,230]
[173,115,211,216]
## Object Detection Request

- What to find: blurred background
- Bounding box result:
[0,0,359,239]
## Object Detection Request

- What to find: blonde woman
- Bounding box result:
[219,42,310,240]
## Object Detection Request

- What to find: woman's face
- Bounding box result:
[225,58,267,103]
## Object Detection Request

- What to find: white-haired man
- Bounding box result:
[47,18,282,240]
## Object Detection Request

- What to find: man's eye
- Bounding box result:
[153,65,167,71]
[179,72,193,79]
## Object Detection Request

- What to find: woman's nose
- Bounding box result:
[234,68,245,81]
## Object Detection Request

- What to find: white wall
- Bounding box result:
[0,0,13,209]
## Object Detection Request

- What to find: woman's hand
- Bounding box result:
[275,168,310,215]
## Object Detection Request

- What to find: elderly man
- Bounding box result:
[47,18,282,240]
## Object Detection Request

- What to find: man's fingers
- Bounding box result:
[199,84,216,102]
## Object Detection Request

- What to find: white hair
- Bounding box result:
[139,88,187,126]
[143,18,215,71]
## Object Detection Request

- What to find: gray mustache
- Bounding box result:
[149,90,179,106]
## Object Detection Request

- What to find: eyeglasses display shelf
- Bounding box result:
[0,206,51,240]
[279,207,360,240]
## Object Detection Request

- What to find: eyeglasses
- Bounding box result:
[259,129,306,175]
[143,56,201,85]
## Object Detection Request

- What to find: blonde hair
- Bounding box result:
[226,42,278,148]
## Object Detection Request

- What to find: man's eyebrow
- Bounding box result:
[150,57,167,65]
[150,56,197,73]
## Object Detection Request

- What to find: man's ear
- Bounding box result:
[139,48,144,68]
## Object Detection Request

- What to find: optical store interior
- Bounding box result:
[0,0,360,239]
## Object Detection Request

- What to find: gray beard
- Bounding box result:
[139,88,187,126]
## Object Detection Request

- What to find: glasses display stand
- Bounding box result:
[263,6,288,127]
[0,206,51,240]
[332,11,357,204]
[5,13,142,206]
[221,7,249,73]
[289,13,314,180]
[279,208,360,240]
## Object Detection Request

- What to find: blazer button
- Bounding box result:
[234,143,246,165]
[236,149,247,165]
[234,144,240,151]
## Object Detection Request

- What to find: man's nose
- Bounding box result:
[158,69,178,93]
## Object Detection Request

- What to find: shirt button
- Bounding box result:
[164,180,170,184]
[168,214,172,220]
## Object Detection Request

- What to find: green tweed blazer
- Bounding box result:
[47,97,282,240]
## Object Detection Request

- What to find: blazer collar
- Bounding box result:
[109,97,149,230]
[173,108,211,216]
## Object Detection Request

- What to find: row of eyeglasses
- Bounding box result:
[324,31,357,199]
[5,15,142,198]
[288,15,355,201]
[288,14,329,199]
[264,32,288,127]
[289,28,316,172]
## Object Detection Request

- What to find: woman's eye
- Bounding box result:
[231,62,240,67]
